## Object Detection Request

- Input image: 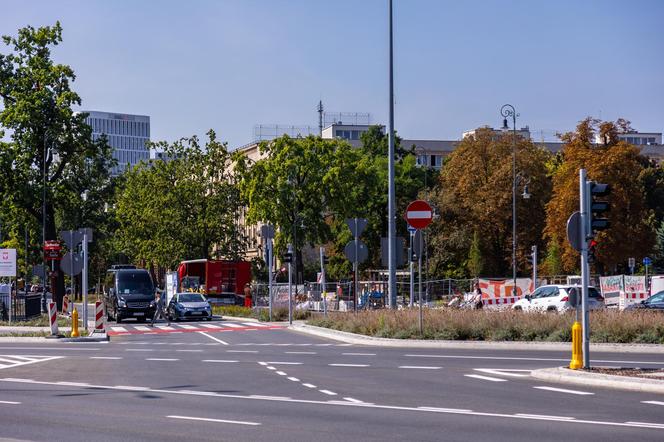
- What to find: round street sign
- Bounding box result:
[405,200,433,230]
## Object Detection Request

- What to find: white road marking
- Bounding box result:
[515,413,575,421]
[155,325,175,330]
[533,386,594,395]
[418,407,473,413]
[167,415,260,426]
[176,349,204,353]
[146,358,179,362]
[203,360,238,363]
[0,348,98,351]
[134,326,151,332]
[285,351,317,355]
[267,367,276,370]
[4,378,658,430]
[266,362,303,365]
[200,324,223,329]
[625,421,664,429]
[474,368,531,378]
[175,324,198,330]
[0,356,63,370]
[246,322,267,327]
[319,389,337,396]
[315,344,333,346]
[56,381,90,387]
[221,323,244,328]
[275,371,287,376]
[198,332,228,345]
[399,366,442,370]
[90,357,123,360]
[258,362,268,366]
[0,400,20,405]
[111,326,127,332]
[125,349,154,352]
[287,377,300,382]
[464,374,507,382]
[302,383,316,388]
[342,353,376,356]
[227,350,258,353]
[329,364,369,367]
[404,354,664,365]
[249,395,291,400]
[642,401,664,406]
[343,397,364,403]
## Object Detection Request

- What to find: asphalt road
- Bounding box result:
[0,318,663,442]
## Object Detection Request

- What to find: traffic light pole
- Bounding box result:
[319,246,327,317]
[579,169,590,369]
[268,239,273,322]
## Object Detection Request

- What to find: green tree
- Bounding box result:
[544,118,655,274]
[115,131,245,272]
[542,235,563,276]
[467,230,483,277]
[0,23,115,307]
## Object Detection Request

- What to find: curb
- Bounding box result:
[531,366,664,394]
[290,324,664,353]
[59,333,109,343]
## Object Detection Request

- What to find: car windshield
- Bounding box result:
[646,292,664,304]
[117,271,153,296]
[178,293,206,303]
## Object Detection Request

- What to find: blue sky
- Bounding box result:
[3,0,663,147]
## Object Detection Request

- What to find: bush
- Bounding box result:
[306,309,664,343]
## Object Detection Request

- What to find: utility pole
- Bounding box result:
[387,0,397,309]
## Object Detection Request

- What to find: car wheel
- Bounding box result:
[513,306,522,311]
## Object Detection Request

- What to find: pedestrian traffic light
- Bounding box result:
[588,239,598,264]
[588,182,611,236]
[282,252,293,263]
[322,255,329,265]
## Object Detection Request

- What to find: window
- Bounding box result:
[649,138,656,145]
[351,130,360,140]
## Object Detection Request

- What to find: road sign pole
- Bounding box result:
[409,231,414,308]
[82,229,89,332]
[287,243,293,326]
[355,219,359,312]
[532,245,538,290]
[267,239,273,322]
[320,246,327,317]
[580,169,590,369]
[418,233,423,335]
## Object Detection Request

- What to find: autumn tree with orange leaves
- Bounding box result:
[544,118,655,274]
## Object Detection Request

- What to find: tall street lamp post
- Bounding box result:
[501,104,518,296]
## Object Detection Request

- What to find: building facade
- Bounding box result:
[83,110,150,175]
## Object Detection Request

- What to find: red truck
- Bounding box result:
[177,259,251,305]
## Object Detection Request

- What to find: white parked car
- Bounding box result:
[512,285,604,313]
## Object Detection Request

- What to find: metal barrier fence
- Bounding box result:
[0,293,42,321]
[252,279,477,311]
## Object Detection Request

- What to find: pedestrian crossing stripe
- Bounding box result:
[0,355,63,370]
[107,322,285,336]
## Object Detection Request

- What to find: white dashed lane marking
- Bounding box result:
[202,360,238,363]
[399,366,442,370]
[146,358,179,362]
[329,364,370,368]
[167,415,261,426]
[464,374,507,382]
[342,353,376,356]
[643,401,664,406]
[533,386,594,396]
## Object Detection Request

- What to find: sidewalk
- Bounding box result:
[290,323,664,354]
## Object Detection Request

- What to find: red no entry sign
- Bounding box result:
[405,200,433,230]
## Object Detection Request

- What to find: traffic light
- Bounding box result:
[322,255,329,265]
[588,182,611,236]
[588,239,598,264]
[282,252,293,263]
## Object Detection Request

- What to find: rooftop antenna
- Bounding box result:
[317,100,324,137]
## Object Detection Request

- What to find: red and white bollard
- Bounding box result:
[94,301,106,334]
[47,302,59,336]
[62,295,70,316]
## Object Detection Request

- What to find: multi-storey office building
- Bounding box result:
[83,110,150,175]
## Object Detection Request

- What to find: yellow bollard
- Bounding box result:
[70,308,80,338]
[569,321,583,369]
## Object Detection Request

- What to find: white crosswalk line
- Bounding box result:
[464,374,507,382]
[175,324,198,330]
[134,326,151,332]
[200,324,223,329]
[155,325,176,330]
[221,323,244,328]
[246,322,267,327]
[111,326,128,332]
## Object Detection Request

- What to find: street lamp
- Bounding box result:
[501,104,518,297]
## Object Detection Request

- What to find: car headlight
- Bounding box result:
[118,299,126,308]
[149,300,156,307]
